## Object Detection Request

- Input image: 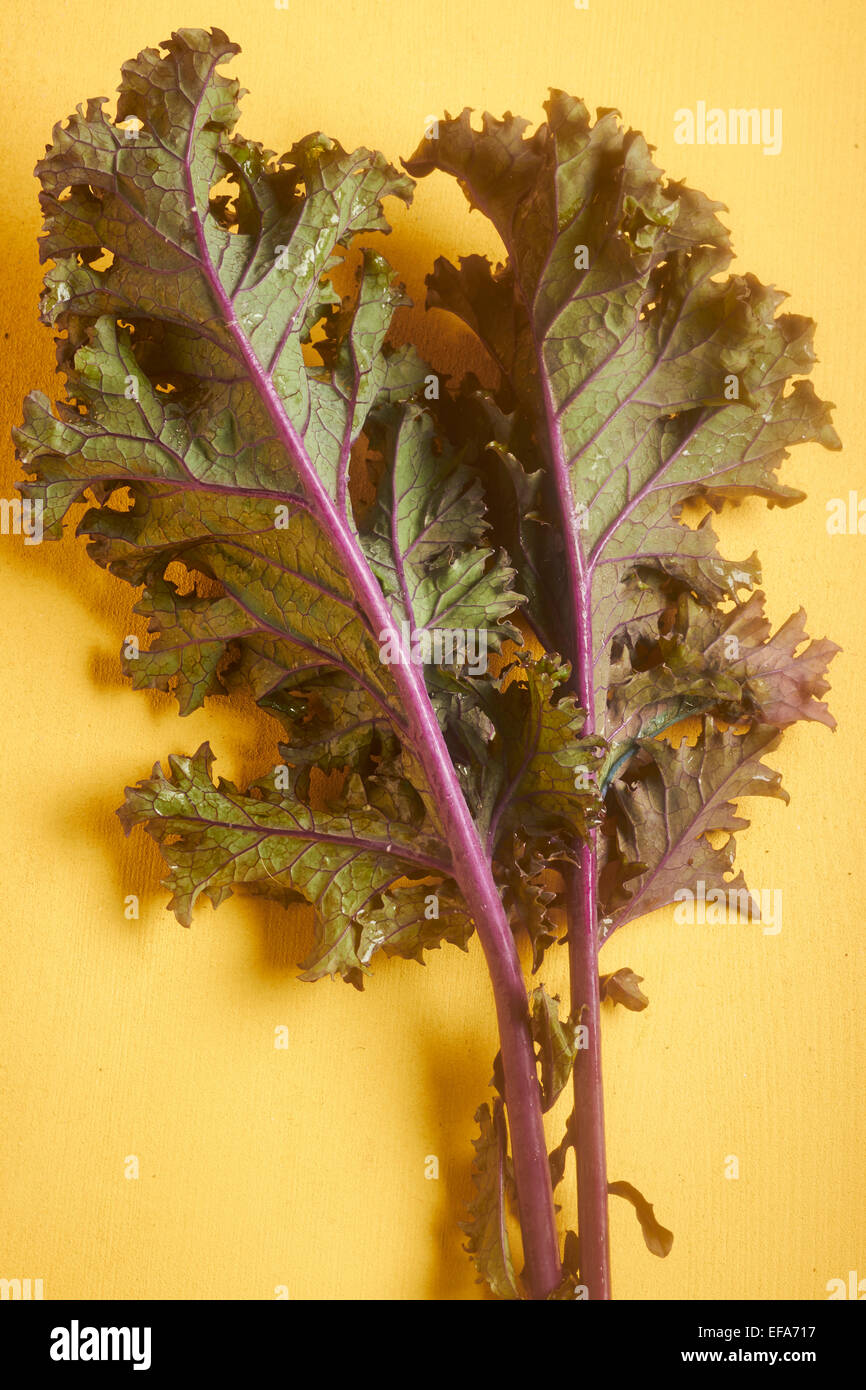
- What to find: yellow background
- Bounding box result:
[1,0,864,1301]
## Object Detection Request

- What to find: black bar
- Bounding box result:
[1,1299,861,1374]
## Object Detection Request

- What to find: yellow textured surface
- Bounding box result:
[1,0,864,1301]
